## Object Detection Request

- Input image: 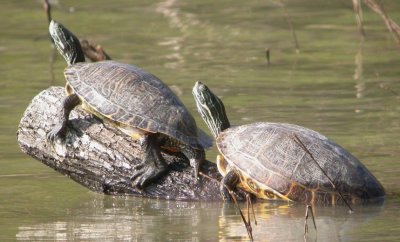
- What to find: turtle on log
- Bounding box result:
[46,20,212,188]
[192,81,385,205]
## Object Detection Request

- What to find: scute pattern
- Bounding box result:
[217,122,385,202]
[65,61,205,149]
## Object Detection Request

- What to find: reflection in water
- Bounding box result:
[354,42,364,100]
[157,37,185,69]
[156,0,199,69]
[16,194,384,241]
[219,202,384,242]
[16,195,219,241]
[156,0,199,32]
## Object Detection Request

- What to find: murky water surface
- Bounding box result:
[1,0,400,241]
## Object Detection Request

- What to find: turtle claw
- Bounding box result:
[46,124,66,144]
[131,163,168,189]
[46,124,68,156]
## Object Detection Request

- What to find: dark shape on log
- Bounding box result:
[17,87,227,201]
[80,39,112,62]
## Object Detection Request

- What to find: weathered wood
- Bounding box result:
[17,87,225,201]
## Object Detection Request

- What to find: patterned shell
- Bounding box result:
[65,60,206,149]
[217,122,385,204]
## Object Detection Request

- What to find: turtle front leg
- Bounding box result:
[131,133,168,189]
[221,169,240,201]
[178,143,205,180]
[46,93,81,144]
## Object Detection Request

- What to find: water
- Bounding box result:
[1,0,400,241]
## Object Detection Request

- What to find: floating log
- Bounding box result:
[17,87,225,201]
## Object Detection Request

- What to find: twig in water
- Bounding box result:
[304,205,317,235]
[292,135,354,213]
[43,0,52,24]
[278,0,300,53]
[364,0,400,46]
[247,193,257,226]
[199,172,254,241]
[352,0,366,39]
[265,48,271,65]
[42,0,56,84]
[229,190,254,241]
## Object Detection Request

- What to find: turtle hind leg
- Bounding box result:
[178,143,205,180]
[131,133,168,189]
[221,169,240,201]
[46,93,81,144]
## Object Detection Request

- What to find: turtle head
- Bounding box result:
[49,20,85,65]
[192,81,230,138]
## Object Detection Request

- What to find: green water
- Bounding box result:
[1,0,400,241]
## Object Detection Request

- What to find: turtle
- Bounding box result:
[192,81,385,205]
[46,20,212,188]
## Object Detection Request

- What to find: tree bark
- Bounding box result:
[17,87,225,201]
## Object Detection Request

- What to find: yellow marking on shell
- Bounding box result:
[248,179,258,192]
[236,172,292,201]
[131,133,143,140]
[332,193,335,205]
[221,155,294,201]
[118,125,146,140]
[65,83,73,95]
[216,154,228,177]
[284,182,296,197]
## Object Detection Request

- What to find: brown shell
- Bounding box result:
[65,60,210,149]
[217,122,385,204]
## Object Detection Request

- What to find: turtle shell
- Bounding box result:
[65,60,208,149]
[217,122,385,204]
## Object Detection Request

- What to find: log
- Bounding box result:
[17,87,226,201]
